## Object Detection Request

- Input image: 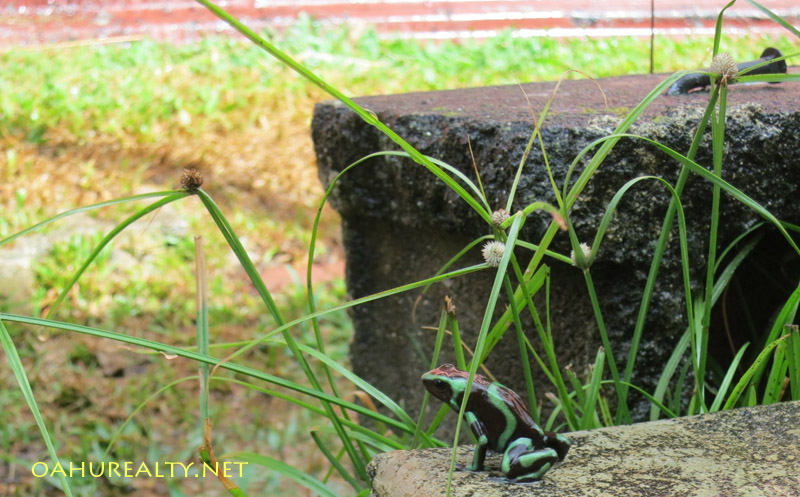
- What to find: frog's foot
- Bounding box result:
[505,459,553,483]
[508,473,547,484]
[502,438,559,482]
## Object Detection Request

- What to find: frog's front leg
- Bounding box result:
[465,411,489,471]
[501,437,559,482]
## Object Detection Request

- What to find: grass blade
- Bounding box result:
[43,193,189,318]
[0,191,182,248]
[709,343,749,412]
[230,452,341,497]
[448,303,466,371]
[446,214,525,496]
[0,318,74,497]
[214,262,485,374]
[195,188,368,480]
[193,0,492,226]
[695,83,728,410]
[412,306,450,449]
[581,175,694,422]
[503,274,538,420]
[562,71,686,207]
[298,344,424,436]
[219,377,410,451]
[745,0,800,38]
[505,260,577,427]
[712,1,738,56]
[786,326,800,400]
[762,338,787,405]
[735,73,800,84]
[310,432,363,492]
[650,329,690,420]
[580,134,800,256]
[750,280,800,388]
[630,88,717,419]
[104,376,199,457]
[601,380,678,419]
[195,236,211,423]
[0,313,416,434]
[653,229,761,419]
[565,366,586,407]
[579,347,606,430]
[723,334,789,410]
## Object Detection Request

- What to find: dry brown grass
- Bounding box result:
[1,79,341,257]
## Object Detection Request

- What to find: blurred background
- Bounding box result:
[2,0,798,44]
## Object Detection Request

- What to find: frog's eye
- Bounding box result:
[433,379,448,391]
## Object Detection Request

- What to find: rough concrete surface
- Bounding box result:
[368,401,800,497]
[313,69,800,423]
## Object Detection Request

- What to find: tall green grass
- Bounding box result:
[2,0,800,495]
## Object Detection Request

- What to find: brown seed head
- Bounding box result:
[491,208,510,227]
[444,295,456,316]
[180,168,204,191]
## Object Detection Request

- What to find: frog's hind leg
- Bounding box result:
[502,437,559,482]
[544,430,572,461]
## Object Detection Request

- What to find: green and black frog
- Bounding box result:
[422,364,570,482]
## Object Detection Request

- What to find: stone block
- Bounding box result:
[312,71,800,420]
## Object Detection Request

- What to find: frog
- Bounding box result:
[422,363,570,482]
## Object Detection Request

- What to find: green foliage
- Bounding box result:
[0,319,74,496]
[2,1,800,496]
[190,1,800,492]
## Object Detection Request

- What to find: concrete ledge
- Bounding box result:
[368,401,800,497]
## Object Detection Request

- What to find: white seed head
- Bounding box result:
[710,53,738,84]
[482,241,506,267]
[491,208,510,227]
[570,242,592,267]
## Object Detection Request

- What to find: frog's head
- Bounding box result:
[422,364,464,403]
[421,364,491,404]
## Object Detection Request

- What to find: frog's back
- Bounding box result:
[493,383,546,445]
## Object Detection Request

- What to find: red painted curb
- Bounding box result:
[1,0,798,45]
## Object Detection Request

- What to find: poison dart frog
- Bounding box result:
[422,364,570,482]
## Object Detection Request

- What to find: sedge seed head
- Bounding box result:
[491,209,510,227]
[570,242,592,267]
[180,168,204,191]
[482,241,506,267]
[710,53,738,85]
